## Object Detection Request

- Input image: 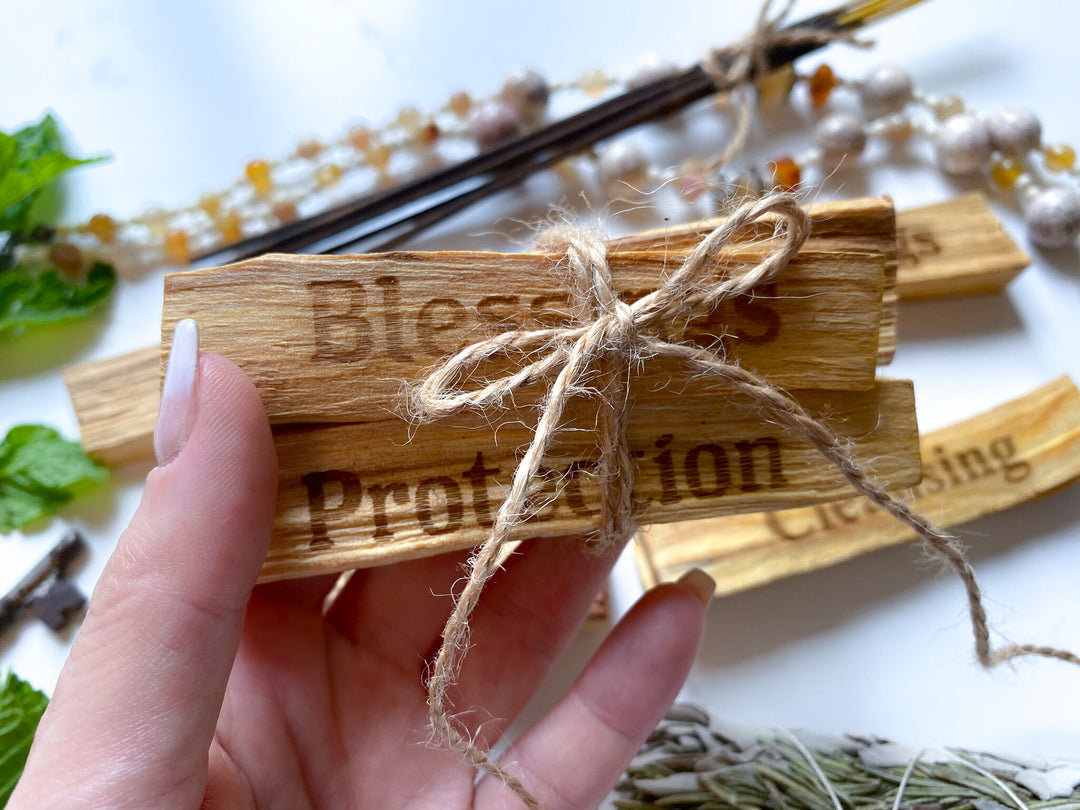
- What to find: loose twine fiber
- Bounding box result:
[406,6,1080,808]
[699,0,870,174]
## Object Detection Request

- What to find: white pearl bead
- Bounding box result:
[1014,173,1038,204]
[470,102,523,150]
[859,66,914,118]
[1025,187,1080,248]
[986,106,1042,155]
[501,69,550,126]
[935,114,992,175]
[813,113,867,168]
[596,142,650,191]
[627,53,680,88]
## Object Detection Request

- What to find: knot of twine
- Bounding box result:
[410,192,1080,808]
[699,0,871,173]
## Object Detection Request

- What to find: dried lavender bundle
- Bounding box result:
[610,705,1080,810]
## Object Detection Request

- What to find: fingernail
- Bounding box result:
[154,319,199,465]
[677,568,715,607]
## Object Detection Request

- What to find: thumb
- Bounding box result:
[12,320,277,808]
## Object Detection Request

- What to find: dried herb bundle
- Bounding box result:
[611,705,1080,810]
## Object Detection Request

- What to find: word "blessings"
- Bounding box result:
[307,277,782,362]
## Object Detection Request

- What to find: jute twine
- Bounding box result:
[409,193,1080,808]
[699,0,870,174]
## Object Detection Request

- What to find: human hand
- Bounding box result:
[11,321,711,809]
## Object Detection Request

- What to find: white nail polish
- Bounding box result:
[154,319,199,464]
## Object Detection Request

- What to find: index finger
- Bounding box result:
[13,332,277,807]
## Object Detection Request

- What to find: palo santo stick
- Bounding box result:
[163,249,885,424]
[635,376,1080,597]
[612,195,899,365]
[891,191,1029,298]
[62,346,160,467]
[614,192,1026,301]
[258,379,919,581]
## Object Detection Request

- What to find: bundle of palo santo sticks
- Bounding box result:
[62,192,1080,594]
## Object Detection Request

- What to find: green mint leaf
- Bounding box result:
[0,114,106,236]
[0,262,115,335]
[0,424,107,532]
[11,113,62,157]
[0,671,49,806]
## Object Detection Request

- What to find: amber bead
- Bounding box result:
[144,208,170,237]
[990,157,1023,189]
[215,210,243,242]
[365,143,392,172]
[448,91,472,117]
[163,229,191,265]
[272,201,298,224]
[416,122,440,148]
[396,106,422,134]
[87,213,118,243]
[199,193,223,217]
[770,156,801,190]
[757,65,796,103]
[808,64,836,107]
[579,68,609,97]
[316,164,343,188]
[245,159,273,195]
[1044,144,1077,172]
[552,158,579,184]
[49,243,82,273]
[347,125,372,152]
[931,95,965,121]
[296,139,324,160]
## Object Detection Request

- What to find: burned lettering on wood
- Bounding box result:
[309,281,374,361]
[415,476,465,536]
[463,452,499,527]
[163,248,888,425]
[299,433,794,548]
[307,273,785,365]
[766,432,1030,541]
[897,227,942,269]
[416,298,468,357]
[301,470,362,546]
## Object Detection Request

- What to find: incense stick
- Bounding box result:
[192,0,927,265]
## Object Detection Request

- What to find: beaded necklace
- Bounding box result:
[20,53,1080,275]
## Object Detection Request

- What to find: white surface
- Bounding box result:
[2,0,1080,765]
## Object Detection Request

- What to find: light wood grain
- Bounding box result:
[162,248,886,424]
[62,346,160,467]
[258,379,919,581]
[892,192,1029,298]
[636,376,1080,597]
[611,195,899,365]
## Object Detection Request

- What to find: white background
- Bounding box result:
[2,0,1080,771]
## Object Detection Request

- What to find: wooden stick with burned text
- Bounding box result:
[636,377,1080,596]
